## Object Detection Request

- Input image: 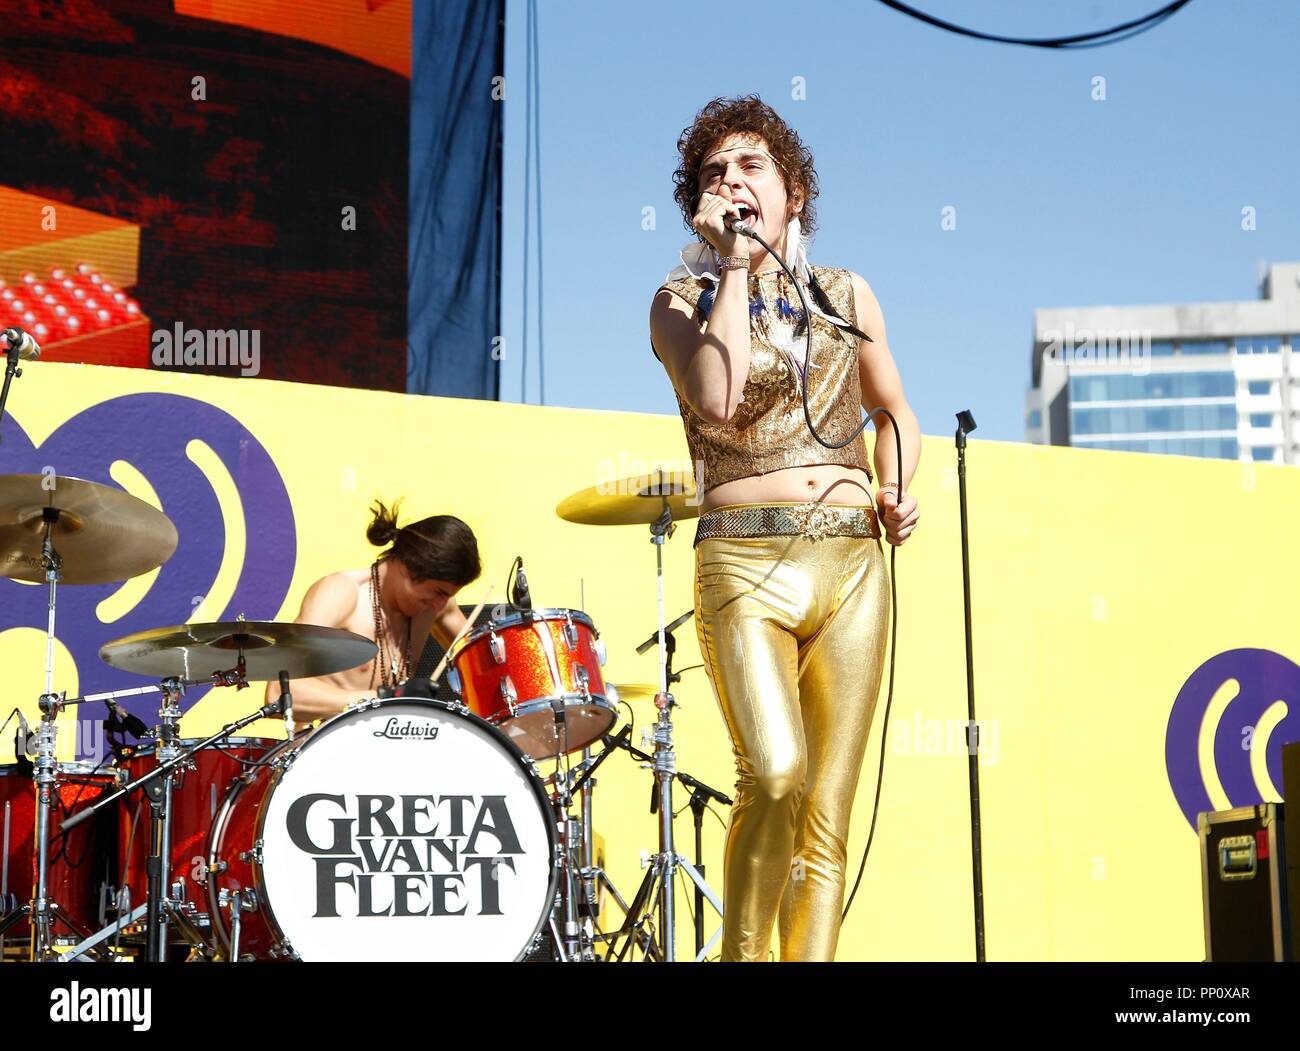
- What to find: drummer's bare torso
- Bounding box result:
[700,463,874,513]
[275,564,467,731]
[315,568,438,695]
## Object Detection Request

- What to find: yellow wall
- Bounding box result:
[5,362,1298,960]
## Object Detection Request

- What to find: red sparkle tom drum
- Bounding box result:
[448,608,615,760]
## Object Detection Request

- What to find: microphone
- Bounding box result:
[2,328,41,361]
[723,213,757,239]
[14,711,33,775]
[278,671,294,742]
[105,699,149,738]
[511,558,532,610]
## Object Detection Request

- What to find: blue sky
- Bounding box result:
[499,0,1300,443]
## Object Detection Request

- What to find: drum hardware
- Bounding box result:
[599,711,728,962]
[628,469,721,961]
[54,655,339,961]
[214,886,259,963]
[0,475,178,961]
[554,467,729,961]
[545,730,637,961]
[500,676,519,715]
[67,617,374,961]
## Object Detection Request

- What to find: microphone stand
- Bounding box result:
[0,327,29,450]
[956,409,986,961]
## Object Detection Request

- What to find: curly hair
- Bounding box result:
[671,95,819,240]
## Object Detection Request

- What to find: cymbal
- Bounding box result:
[99,621,378,681]
[557,469,701,526]
[0,474,178,584]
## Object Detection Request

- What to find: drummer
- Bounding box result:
[270,499,482,733]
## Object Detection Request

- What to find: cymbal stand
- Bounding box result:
[605,486,724,962]
[0,508,111,959]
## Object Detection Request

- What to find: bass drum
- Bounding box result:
[206,698,558,961]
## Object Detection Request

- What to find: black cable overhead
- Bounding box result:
[873,0,1193,48]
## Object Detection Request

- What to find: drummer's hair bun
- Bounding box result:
[366,498,403,546]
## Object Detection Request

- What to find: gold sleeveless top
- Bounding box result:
[652,264,873,492]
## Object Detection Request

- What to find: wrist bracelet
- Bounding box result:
[719,256,750,271]
[878,482,899,491]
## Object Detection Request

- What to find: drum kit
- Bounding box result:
[0,466,731,962]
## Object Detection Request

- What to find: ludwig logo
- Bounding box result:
[373,717,440,740]
[1164,648,1300,830]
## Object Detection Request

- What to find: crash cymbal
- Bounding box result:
[0,474,178,584]
[99,620,378,681]
[556,469,701,526]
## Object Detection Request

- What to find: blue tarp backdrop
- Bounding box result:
[408,0,504,400]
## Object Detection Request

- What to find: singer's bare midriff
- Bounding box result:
[701,463,875,512]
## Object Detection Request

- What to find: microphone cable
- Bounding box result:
[727,217,903,926]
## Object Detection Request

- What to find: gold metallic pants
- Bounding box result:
[693,505,890,962]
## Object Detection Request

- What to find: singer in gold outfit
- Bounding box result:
[649,96,922,961]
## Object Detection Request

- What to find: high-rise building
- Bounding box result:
[1026,262,1300,465]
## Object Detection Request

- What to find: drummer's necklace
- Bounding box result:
[369,560,411,692]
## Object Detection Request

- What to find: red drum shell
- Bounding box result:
[449,609,615,759]
[115,737,276,921]
[1,762,116,943]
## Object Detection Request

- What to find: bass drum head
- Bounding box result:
[257,699,556,961]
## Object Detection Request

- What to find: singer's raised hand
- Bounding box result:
[692,185,748,258]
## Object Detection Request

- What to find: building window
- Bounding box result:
[1068,371,1235,403]
[1073,437,1238,459]
[1070,403,1237,435]
[1027,409,1042,428]
[1247,380,1272,396]
[1249,413,1274,427]
[1251,447,1275,462]
[1179,340,1230,355]
[1235,335,1282,355]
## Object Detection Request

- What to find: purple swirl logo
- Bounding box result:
[1165,648,1300,830]
[1,393,295,744]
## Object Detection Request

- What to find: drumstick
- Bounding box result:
[427,584,493,685]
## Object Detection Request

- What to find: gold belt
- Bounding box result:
[694,502,880,546]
